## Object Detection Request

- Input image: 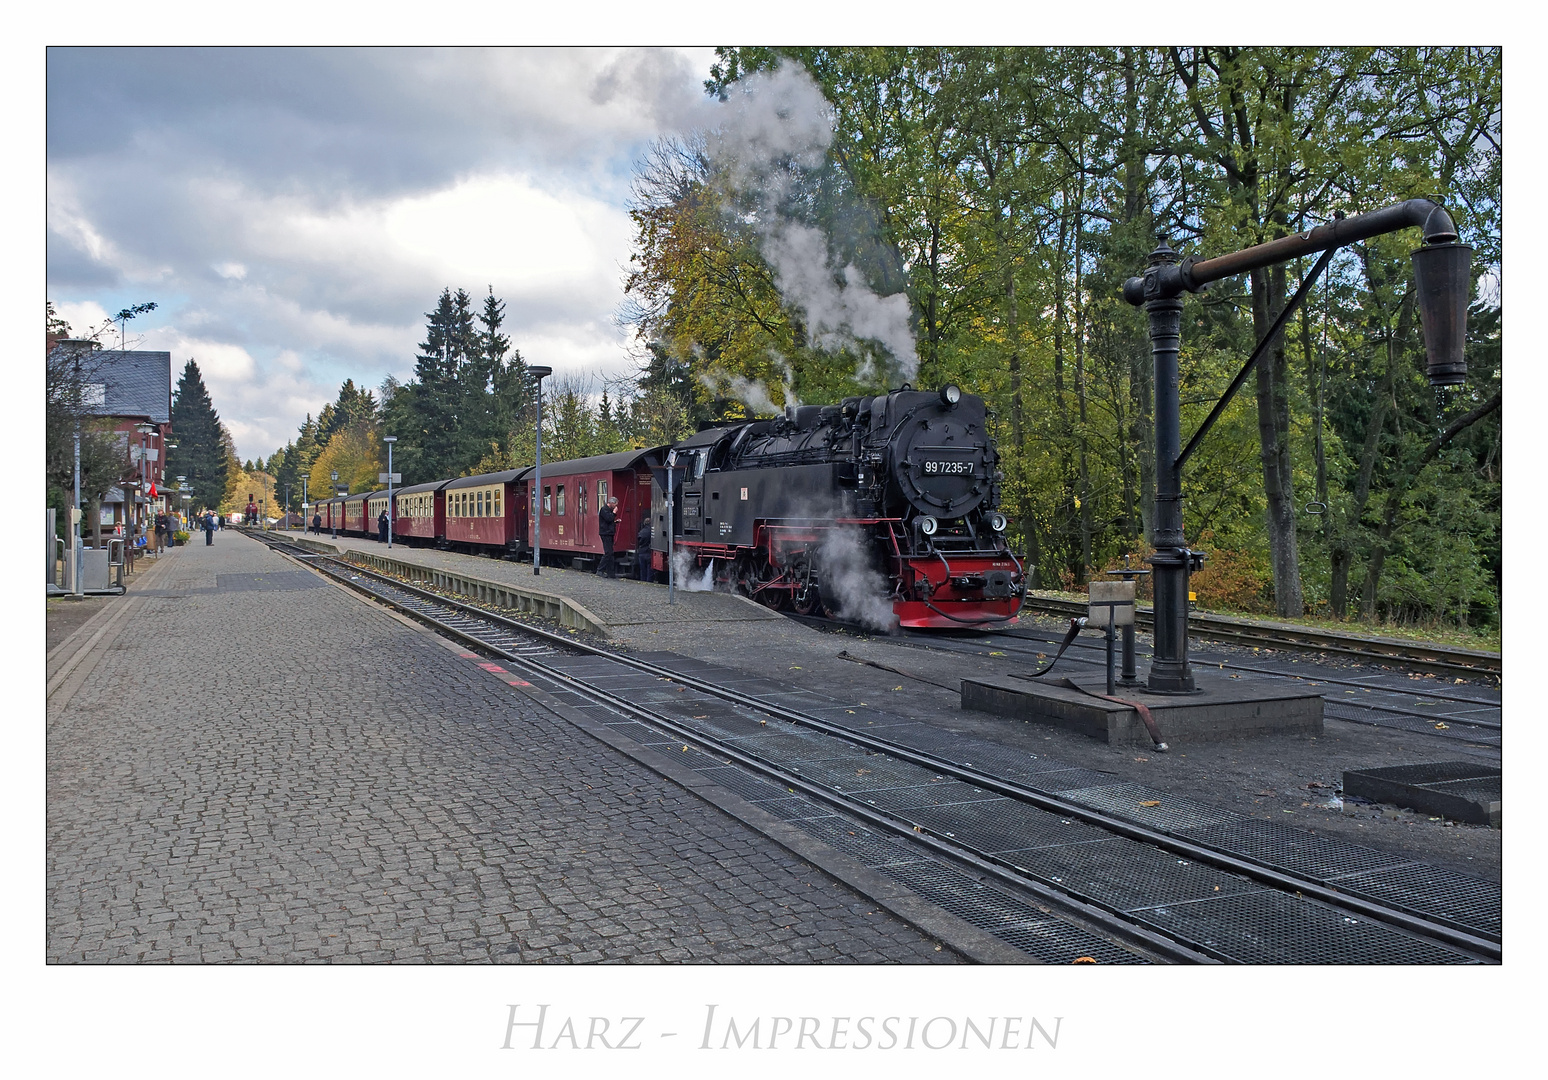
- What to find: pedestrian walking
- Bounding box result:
[312,511,322,535]
[219,514,226,530]
[635,515,653,582]
[597,497,618,579]
[377,509,389,543]
[153,511,168,554]
[203,511,216,546]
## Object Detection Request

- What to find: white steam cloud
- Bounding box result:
[708,64,918,386]
[815,526,899,633]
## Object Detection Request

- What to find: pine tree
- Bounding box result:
[166,360,229,513]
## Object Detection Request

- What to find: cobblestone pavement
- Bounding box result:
[314,531,778,627]
[46,532,961,964]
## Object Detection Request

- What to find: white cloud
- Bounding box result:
[47,47,715,460]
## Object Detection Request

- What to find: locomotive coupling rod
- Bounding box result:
[1122,198,1459,304]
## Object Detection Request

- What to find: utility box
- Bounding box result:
[1087,580,1136,627]
[81,548,110,591]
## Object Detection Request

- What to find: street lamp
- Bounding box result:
[528,366,553,575]
[331,470,339,538]
[300,473,310,533]
[383,435,397,549]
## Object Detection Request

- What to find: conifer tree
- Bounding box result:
[166,360,228,513]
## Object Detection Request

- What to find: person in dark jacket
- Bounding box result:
[377,510,390,543]
[153,511,168,554]
[635,516,652,582]
[203,511,216,545]
[312,511,322,535]
[597,497,618,578]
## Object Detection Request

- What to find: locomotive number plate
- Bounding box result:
[922,460,972,475]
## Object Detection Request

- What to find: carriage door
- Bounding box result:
[679,452,703,539]
[577,481,588,545]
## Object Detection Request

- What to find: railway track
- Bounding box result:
[255,532,1500,966]
[1021,594,1501,680]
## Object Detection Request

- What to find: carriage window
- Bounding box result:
[543,486,551,514]
[477,490,485,517]
[493,489,501,516]
[557,485,566,516]
[598,480,608,505]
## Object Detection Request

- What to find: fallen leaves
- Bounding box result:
[1139,800,1161,807]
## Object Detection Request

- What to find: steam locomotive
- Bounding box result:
[653,384,1025,628]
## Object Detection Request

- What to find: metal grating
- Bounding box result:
[1330,863,1502,938]
[1009,839,1261,912]
[1013,767,1125,792]
[902,799,1113,853]
[719,732,856,761]
[694,766,791,804]
[755,798,841,821]
[795,814,932,868]
[859,782,1006,813]
[1179,819,1411,879]
[1059,784,1238,831]
[1323,701,1501,746]
[993,921,1149,965]
[796,756,945,793]
[882,862,1147,965]
[1129,890,1480,964]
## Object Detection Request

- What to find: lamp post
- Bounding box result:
[300,473,309,533]
[528,366,553,575]
[383,436,397,549]
[331,471,339,538]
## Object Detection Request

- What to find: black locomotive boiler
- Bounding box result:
[651,384,1025,627]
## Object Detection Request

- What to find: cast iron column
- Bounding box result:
[1142,238,1195,692]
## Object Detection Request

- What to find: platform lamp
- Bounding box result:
[528,366,553,575]
[383,435,397,549]
[135,422,156,535]
[300,473,309,533]
[331,471,339,539]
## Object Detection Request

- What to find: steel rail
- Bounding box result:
[278,543,1207,964]
[271,539,1498,961]
[1019,596,1500,678]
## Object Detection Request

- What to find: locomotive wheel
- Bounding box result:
[791,582,822,617]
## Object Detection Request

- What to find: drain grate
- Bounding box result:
[1330,863,1502,938]
[798,756,945,793]
[1011,839,1261,912]
[720,733,857,761]
[902,798,1114,853]
[695,766,791,804]
[1130,890,1480,965]
[1059,784,1237,831]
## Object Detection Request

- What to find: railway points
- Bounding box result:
[244,528,1499,963]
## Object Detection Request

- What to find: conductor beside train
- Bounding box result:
[316,384,1024,629]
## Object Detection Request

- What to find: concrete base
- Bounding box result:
[961,672,1324,746]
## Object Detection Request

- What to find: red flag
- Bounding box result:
[147,482,158,498]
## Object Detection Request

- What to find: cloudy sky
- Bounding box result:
[47,47,722,461]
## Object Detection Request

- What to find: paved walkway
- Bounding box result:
[46,532,958,964]
[306,531,780,629]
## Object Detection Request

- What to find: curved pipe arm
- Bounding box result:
[1124,198,1459,304]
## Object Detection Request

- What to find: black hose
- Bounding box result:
[1010,617,1085,676]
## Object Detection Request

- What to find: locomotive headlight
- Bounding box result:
[918,515,939,536]
[940,384,962,407]
[987,511,1008,533]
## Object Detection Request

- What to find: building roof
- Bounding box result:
[76,350,172,424]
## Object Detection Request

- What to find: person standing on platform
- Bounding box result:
[597,497,618,579]
[635,516,652,582]
[312,511,322,535]
[154,511,168,554]
[203,511,216,545]
[377,509,389,543]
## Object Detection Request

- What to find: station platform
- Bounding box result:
[289,530,781,638]
[45,531,963,964]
